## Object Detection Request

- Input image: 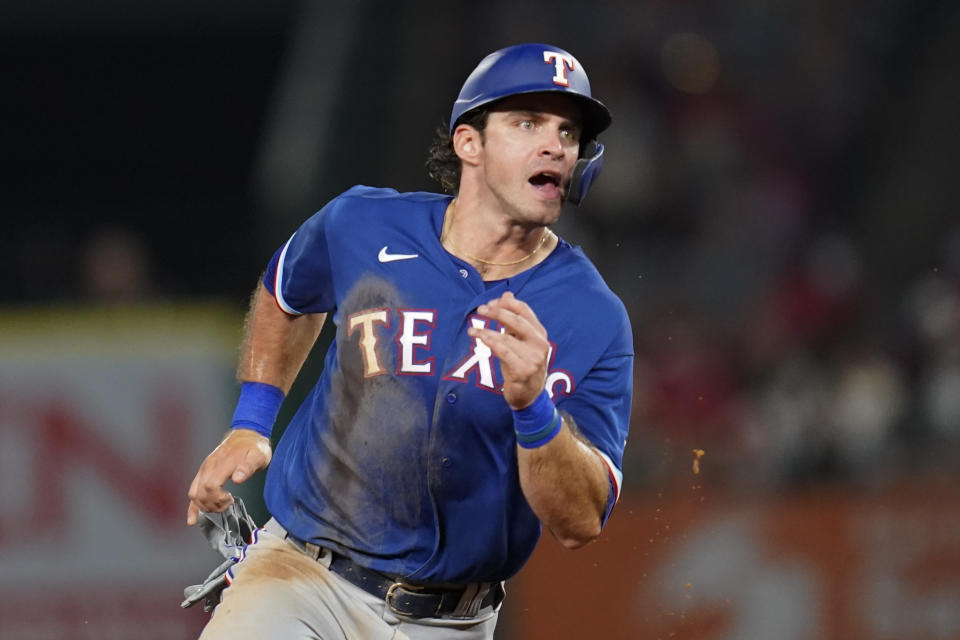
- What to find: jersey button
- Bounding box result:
[446,392,457,404]
[441,457,452,468]
[459,269,469,278]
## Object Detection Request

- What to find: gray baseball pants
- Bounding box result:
[198,523,500,640]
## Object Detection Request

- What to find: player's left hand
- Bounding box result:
[469,291,550,410]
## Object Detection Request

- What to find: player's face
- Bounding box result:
[478,94,583,226]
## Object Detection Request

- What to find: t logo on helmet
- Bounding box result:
[543,51,575,87]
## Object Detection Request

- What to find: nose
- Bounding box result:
[538,128,567,158]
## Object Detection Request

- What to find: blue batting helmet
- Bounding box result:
[451,43,612,206]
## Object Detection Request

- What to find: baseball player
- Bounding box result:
[186,42,633,639]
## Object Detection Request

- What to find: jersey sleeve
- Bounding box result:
[555,310,633,511]
[263,199,339,315]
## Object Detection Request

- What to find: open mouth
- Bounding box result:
[529,172,559,187]
[528,171,563,198]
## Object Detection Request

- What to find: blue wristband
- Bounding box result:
[513,390,562,449]
[231,381,285,439]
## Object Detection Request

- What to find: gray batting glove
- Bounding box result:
[181,495,259,611]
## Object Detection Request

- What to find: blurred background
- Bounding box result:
[1,1,958,638]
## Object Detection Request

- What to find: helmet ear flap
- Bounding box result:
[566,140,604,206]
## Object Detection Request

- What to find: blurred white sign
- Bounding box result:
[0,305,240,638]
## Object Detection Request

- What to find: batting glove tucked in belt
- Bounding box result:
[181,496,259,612]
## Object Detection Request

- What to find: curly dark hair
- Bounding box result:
[425,109,489,194]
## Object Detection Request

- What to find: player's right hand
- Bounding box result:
[186,428,272,526]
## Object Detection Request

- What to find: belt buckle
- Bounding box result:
[386,581,434,617]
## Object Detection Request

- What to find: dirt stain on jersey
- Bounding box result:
[312,276,431,556]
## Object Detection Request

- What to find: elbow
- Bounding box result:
[554,519,603,550]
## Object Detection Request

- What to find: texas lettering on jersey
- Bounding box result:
[347,307,575,398]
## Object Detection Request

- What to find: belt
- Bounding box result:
[265,519,503,619]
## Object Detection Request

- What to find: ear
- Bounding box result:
[452,124,483,167]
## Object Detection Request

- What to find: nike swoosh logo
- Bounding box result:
[378,246,420,263]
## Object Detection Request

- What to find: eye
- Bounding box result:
[560,128,580,143]
[518,119,535,130]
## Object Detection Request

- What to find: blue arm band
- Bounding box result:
[513,390,562,449]
[231,381,285,439]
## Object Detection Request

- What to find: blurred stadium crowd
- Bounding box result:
[3,0,958,492]
[567,1,960,489]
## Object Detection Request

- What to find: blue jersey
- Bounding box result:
[262,185,633,584]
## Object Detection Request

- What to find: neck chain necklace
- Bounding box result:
[441,200,551,267]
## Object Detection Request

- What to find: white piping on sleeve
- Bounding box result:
[591,447,623,503]
[273,232,303,316]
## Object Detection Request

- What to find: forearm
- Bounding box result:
[517,416,610,549]
[467,293,615,546]
[238,283,326,392]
